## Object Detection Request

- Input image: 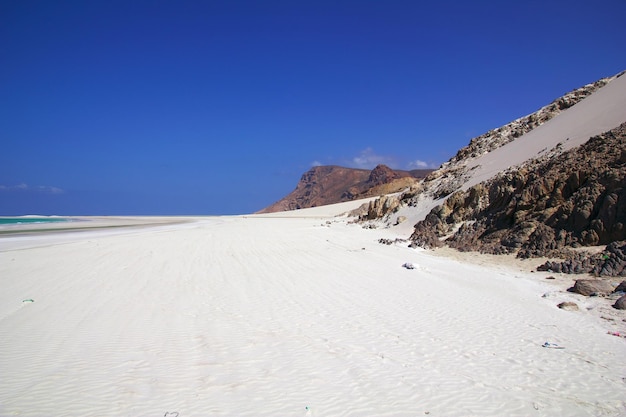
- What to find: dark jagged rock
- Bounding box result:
[536,241,626,277]
[409,123,626,266]
[614,280,626,293]
[613,295,626,310]
[409,212,445,249]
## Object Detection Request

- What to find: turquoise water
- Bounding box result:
[0,217,71,225]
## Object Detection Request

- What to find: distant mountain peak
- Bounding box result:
[258,164,432,213]
[366,164,399,187]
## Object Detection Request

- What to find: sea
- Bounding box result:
[0,217,72,225]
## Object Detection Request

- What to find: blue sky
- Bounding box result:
[1,0,625,215]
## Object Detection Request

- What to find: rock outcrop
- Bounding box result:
[361,195,401,221]
[408,123,626,266]
[537,241,626,277]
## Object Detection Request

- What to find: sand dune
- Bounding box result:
[464,72,626,190]
[1,213,624,416]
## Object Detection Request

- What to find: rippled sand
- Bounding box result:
[1,206,625,416]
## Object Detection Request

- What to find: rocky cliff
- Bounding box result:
[353,71,626,276]
[410,123,626,257]
[259,165,432,213]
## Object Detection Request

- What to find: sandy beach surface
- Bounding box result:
[1,204,625,417]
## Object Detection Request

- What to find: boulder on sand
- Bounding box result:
[613,295,626,310]
[569,279,616,296]
[557,301,579,311]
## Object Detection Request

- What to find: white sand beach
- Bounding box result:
[1,204,625,417]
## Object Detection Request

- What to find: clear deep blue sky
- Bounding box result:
[1,0,625,215]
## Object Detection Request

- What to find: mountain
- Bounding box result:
[351,70,626,275]
[258,165,432,213]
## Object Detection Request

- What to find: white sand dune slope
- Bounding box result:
[464,72,626,190]
[383,72,626,233]
[1,217,625,416]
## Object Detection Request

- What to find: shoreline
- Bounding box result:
[0,216,202,237]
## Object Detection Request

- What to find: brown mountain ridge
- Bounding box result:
[258,164,432,213]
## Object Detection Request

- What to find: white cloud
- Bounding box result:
[312,149,438,171]
[37,185,65,194]
[351,148,394,169]
[0,183,64,194]
[408,159,439,170]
